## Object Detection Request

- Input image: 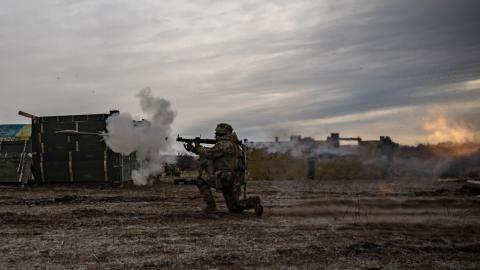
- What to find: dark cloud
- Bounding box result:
[0,1,479,144]
[183,0,480,143]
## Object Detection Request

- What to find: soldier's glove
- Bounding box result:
[184,143,195,152]
[194,142,201,152]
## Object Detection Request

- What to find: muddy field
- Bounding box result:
[1,178,479,269]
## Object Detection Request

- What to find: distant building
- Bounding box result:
[247,133,398,180]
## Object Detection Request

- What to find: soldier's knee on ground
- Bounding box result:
[222,189,244,213]
[226,199,244,213]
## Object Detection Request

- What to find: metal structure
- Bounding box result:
[20,110,135,185]
[326,133,362,148]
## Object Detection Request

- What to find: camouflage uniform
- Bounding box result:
[185,123,263,215]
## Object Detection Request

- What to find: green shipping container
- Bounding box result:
[31,111,134,185]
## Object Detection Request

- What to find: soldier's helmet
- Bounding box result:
[215,123,233,136]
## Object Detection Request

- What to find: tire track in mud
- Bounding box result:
[0,194,176,206]
[266,195,480,224]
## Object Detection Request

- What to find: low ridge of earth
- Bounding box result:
[1,178,479,269]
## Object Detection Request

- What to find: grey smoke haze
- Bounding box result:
[251,140,357,159]
[0,1,479,145]
[265,126,291,141]
[104,87,176,185]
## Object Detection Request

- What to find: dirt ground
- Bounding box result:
[1,178,479,269]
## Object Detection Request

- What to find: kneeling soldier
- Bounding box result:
[184,123,263,216]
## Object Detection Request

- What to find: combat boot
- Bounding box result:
[203,206,217,214]
[254,200,264,216]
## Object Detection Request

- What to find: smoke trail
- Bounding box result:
[103,87,176,185]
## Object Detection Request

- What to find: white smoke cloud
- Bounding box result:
[103,87,176,185]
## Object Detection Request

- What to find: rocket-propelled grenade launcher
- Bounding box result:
[176,135,243,145]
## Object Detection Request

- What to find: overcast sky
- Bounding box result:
[1,0,479,145]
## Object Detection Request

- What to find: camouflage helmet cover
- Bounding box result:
[215,123,233,135]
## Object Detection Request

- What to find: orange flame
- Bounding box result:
[424,115,477,144]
